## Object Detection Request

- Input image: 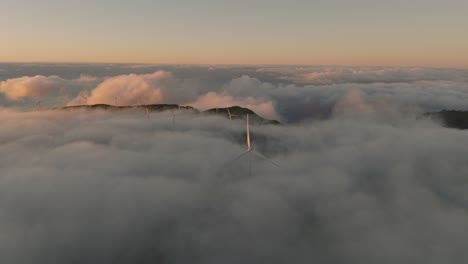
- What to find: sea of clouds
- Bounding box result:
[1,64,468,122]
[1,64,468,263]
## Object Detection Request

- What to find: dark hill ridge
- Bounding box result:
[204,106,281,125]
[424,110,468,129]
[50,104,280,125]
[39,105,468,128]
[56,104,198,112]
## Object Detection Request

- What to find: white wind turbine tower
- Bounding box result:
[137,99,148,118]
[234,114,278,176]
[170,109,176,128]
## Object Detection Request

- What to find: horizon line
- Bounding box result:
[0,61,467,70]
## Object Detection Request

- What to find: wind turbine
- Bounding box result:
[233,114,278,176]
[169,105,188,127]
[145,106,150,119]
[137,99,147,118]
[227,108,238,121]
[137,99,142,109]
[170,109,176,128]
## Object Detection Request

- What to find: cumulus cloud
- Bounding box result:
[191,92,280,120]
[69,71,171,106]
[187,75,281,120]
[332,87,374,116]
[0,74,101,110]
[1,108,468,263]
[0,75,67,100]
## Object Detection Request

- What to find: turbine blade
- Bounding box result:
[230,151,250,163]
[246,114,251,150]
[252,150,280,167]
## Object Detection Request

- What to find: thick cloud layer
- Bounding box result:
[1,107,468,264]
[1,64,468,263]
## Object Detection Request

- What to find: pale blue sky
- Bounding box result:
[1,0,467,67]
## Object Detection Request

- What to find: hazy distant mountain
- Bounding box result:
[424,110,468,129]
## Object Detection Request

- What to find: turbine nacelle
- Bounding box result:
[231,113,278,176]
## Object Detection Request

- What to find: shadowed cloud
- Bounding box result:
[1,106,468,263]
